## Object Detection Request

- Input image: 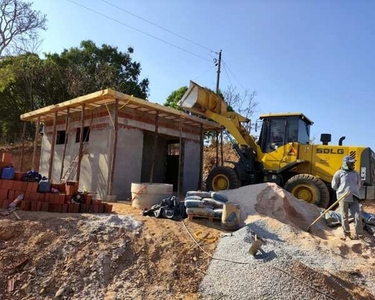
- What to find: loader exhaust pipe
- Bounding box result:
[339,136,346,146]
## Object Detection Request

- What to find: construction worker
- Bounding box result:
[331,155,363,240]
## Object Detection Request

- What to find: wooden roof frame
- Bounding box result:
[20,89,221,130]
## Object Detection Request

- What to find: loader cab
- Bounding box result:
[257,113,313,153]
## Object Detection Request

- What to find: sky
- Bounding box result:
[31,0,375,150]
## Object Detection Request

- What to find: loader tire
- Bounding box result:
[206,166,241,191]
[284,174,330,208]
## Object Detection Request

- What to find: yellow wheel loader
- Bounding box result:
[180,81,375,208]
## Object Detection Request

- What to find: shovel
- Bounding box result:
[306,191,350,232]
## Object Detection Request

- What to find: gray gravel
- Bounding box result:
[199,219,374,300]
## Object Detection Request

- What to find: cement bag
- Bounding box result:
[186,207,214,217]
[184,195,203,201]
[185,199,210,209]
[365,224,375,236]
[186,191,211,198]
[324,211,342,227]
[211,192,228,203]
[202,198,224,209]
[362,211,375,225]
[213,208,223,219]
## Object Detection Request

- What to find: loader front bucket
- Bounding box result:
[179,81,228,115]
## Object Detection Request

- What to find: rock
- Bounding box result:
[21,283,31,294]
[55,285,66,298]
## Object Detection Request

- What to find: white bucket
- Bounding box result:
[131,183,173,210]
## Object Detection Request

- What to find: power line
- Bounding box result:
[193,65,216,81]
[222,62,232,86]
[100,0,217,54]
[66,0,213,63]
[222,60,246,91]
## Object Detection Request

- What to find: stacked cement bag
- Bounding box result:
[184,191,228,219]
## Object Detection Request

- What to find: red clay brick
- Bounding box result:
[30,192,39,202]
[73,204,80,213]
[37,202,43,211]
[48,203,54,212]
[54,204,63,213]
[13,181,23,191]
[85,194,93,205]
[27,182,38,193]
[30,201,38,211]
[68,204,74,213]
[7,190,15,201]
[2,180,12,190]
[56,194,65,205]
[38,193,45,202]
[23,201,31,211]
[42,202,49,211]
[21,182,28,192]
[104,204,113,214]
[80,204,88,213]
[24,191,32,201]
[0,189,8,200]
[15,172,26,181]
[14,190,23,198]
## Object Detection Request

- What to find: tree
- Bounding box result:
[0,0,47,57]
[45,40,149,99]
[0,40,150,142]
[164,86,188,110]
[223,85,258,132]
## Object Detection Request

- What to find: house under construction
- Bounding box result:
[20,89,220,200]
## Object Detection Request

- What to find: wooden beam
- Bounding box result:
[76,104,85,184]
[20,89,112,121]
[109,100,119,195]
[198,124,204,190]
[177,118,183,196]
[60,108,70,180]
[20,88,221,131]
[149,111,159,184]
[20,122,27,171]
[32,117,40,171]
[48,112,58,180]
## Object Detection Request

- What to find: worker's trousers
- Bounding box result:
[339,198,363,236]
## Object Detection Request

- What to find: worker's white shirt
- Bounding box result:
[331,169,361,202]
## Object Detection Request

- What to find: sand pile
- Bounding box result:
[218,182,324,231]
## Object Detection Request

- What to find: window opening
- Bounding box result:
[56,130,66,145]
[76,127,90,143]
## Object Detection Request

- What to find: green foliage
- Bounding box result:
[164,86,188,110]
[45,40,149,100]
[0,40,149,142]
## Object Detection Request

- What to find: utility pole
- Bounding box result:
[215,49,222,93]
[215,49,223,166]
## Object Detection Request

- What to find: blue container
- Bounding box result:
[1,167,15,180]
[38,179,51,193]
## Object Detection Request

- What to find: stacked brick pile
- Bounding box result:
[0,153,113,214]
[0,177,113,214]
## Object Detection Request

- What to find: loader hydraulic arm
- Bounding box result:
[179,81,260,152]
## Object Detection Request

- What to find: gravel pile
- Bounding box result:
[200,183,375,299]
[200,219,375,299]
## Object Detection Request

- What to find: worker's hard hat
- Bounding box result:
[343,155,355,163]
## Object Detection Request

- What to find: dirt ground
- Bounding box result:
[0,202,222,300]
